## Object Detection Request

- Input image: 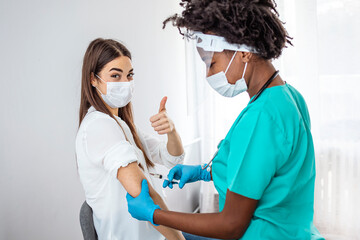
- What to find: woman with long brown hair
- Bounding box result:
[75,38,185,240]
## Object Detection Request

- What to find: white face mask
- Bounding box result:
[206,51,248,98]
[94,74,134,108]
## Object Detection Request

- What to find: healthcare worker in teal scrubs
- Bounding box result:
[126,0,325,239]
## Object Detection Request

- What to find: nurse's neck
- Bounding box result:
[246,60,284,99]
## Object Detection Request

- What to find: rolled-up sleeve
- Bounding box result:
[137,127,184,168]
[84,116,138,178]
[158,142,185,168]
[102,141,138,178]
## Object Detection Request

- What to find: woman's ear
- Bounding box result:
[90,72,97,87]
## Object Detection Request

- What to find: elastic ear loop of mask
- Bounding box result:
[94,74,106,95]
[242,62,248,78]
[225,51,237,74]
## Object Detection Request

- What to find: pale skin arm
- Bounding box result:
[166,128,184,156]
[117,162,185,240]
[150,96,184,156]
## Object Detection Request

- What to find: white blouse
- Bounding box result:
[76,106,184,240]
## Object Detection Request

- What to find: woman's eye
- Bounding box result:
[111,74,121,79]
[127,73,135,78]
[210,62,215,68]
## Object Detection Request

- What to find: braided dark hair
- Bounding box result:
[163,0,292,59]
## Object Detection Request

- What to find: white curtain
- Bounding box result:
[185,0,360,238]
[277,1,360,239]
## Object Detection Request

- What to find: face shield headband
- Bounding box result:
[192,31,258,53]
[188,31,257,77]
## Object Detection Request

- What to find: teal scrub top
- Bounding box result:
[212,84,324,240]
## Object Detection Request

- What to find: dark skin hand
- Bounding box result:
[153,190,258,239]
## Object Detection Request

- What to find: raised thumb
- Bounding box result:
[159,96,167,113]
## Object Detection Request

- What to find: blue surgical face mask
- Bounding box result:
[94,74,134,108]
[206,51,248,98]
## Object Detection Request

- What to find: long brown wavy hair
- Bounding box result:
[79,38,154,168]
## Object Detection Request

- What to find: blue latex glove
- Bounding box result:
[163,164,211,189]
[126,179,161,226]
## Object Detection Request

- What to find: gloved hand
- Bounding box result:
[163,164,211,189]
[126,179,161,226]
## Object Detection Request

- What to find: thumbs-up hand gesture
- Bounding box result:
[150,97,175,135]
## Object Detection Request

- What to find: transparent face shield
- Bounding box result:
[196,46,214,77]
[190,31,257,77]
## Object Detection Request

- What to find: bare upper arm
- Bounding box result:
[221,189,258,238]
[117,162,185,240]
[117,162,147,198]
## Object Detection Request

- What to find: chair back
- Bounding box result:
[79,201,98,240]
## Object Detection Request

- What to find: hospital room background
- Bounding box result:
[0,0,359,239]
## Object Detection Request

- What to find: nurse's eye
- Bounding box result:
[210,62,215,68]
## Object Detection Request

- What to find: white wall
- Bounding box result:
[0,1,189,239]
